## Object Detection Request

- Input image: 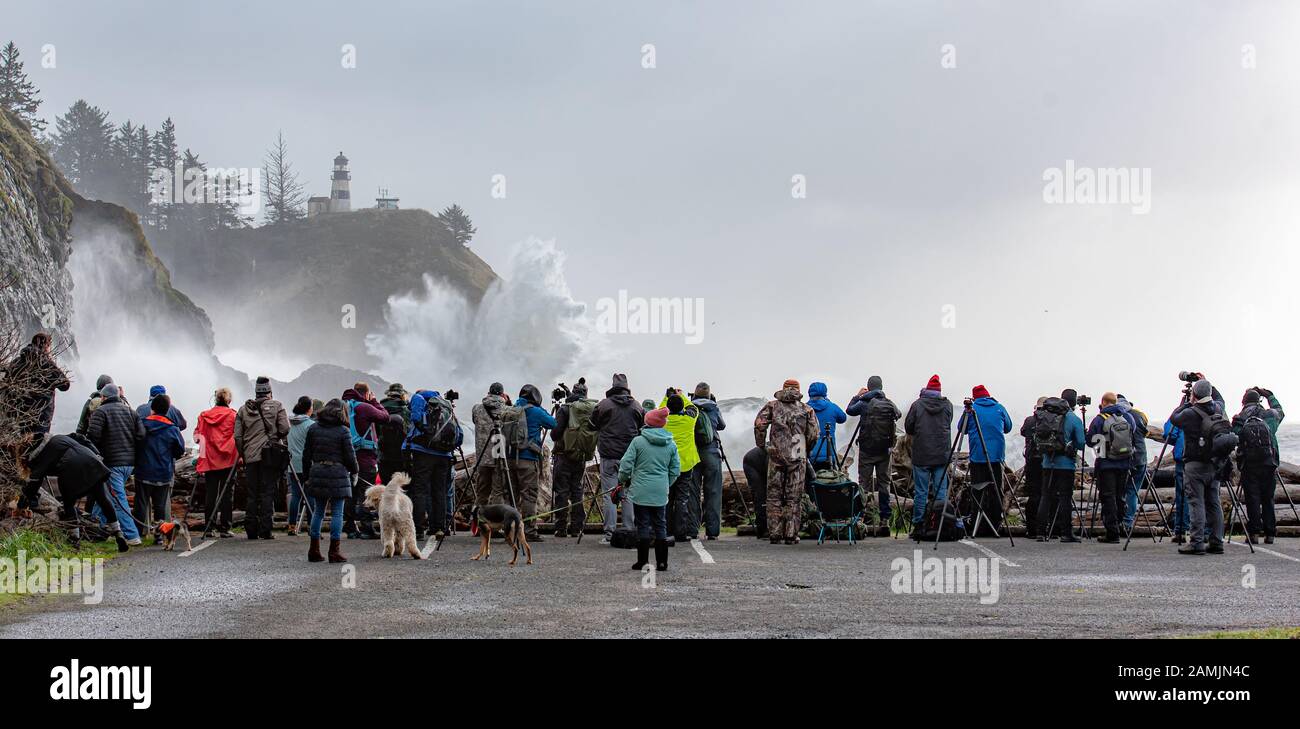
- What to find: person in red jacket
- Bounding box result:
[196,387,239,538]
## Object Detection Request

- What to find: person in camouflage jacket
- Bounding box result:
[754,379,820,544]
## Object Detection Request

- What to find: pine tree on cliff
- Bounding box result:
[263,130,305,225]
[150,117,180,229]
[111,120,153,216]
[436,204,476,247]
[48,100,115,199]
[0,42,44,134]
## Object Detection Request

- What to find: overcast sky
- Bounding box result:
[13,0,1300,424]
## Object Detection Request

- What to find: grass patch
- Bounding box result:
[0,528,124,608]
[1185,627,1300,639]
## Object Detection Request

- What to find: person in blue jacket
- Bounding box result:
[134,394,186,539]
[806,382,847,469]
[403,389,463,541]
[965,385,1013,530]
[1161,419,1190,542]
[1085,392,1140,543]
[512,384,556,541]
[135,384,187,432]
[1036,389,1087,542]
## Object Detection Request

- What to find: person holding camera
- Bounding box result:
[1086,392,1140,543]
[1033,389,1086,542]
[846,376,902,530]
[404,389,462,540]
[512,384,556,542]
[551,379,597,538]
[1170,379,1228,555]
[1232,386,1285,544]
[1019,397,1047,538]
[691,383,727,540]
[966,385,1013,530]
[904,375,953,537]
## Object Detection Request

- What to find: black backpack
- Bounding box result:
[862,399,897,454]
[409,396,459,453]
[1032,398,1070,456]
[1238,415,1277,468]
[920,498,965,542]
[1187,407,1236,462]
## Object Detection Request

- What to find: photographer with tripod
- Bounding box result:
[550,379,597,538]
[1085,393,1140,543]
[511,384,556,542]
[904,375,953,539]
[1169,377,1229,555]
[1033,389,1086,543]
[846,376,901,530]
[403,389,462,542]
[965,385,1013,531]
[1232,386,1285,544]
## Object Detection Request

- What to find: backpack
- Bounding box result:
[1238,415,1277,468]
[378,402,409,460]
[344,400,377,451]
[409,396,458,453]
[920,498,965,542]
[1187,407,1237,462]
[1032,398,1070,456]
[693,404,716,449]
[862,400,897,454]
[1100,414,1134,461]
[560,398,599,462]
[499,405,536,457]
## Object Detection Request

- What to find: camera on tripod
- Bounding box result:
[1075,394,1092,407]
[1178,371,1202,384]
[551,383,571,404]
[962,397,974,408]
[444,389,459,402]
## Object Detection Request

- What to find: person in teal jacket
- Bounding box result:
[618,407,680,572]
[807,382,847,468]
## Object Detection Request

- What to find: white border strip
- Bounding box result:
[959,538,1020,568]
[1226,540,1300,563]
[691,539,715,564]
[178,539,217,558]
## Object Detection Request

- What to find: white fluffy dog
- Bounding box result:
[364,472,423,559]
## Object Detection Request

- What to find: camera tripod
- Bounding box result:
[1120,451,1174,550]
[931,399,1019,549]
[1044,400,1090,542]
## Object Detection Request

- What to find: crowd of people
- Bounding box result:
[6,330,1289,568]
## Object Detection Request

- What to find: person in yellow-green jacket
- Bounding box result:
[660,390,702,541]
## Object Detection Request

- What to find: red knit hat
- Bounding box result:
[782,378,800,390]
[924,374,941,392]
[971,384,990,399]
[645,407,669,428]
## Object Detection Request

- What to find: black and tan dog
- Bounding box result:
[155,520,192,552]
[469,504,532,566]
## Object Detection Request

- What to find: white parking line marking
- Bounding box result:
[959,538,1020,568]
[691,539,715,564]
[1226,541,1300,563]
[421,537,441,559]
[178,540,217,557]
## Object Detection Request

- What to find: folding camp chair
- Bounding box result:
[811,477,863,544]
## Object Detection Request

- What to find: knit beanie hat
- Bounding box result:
[149,385,167,398]
[1192,380,1213,404]
[971,384,990,400]
[488,382,505,396]
[255,376,272,397]
[924,375,942,393]
[782,378,800,390]
[645,407,669,428]
[95,374,114,391]
[1243,389,1261,405]
[100,383,120,399]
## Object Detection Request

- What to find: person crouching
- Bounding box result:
[618,407,680,572]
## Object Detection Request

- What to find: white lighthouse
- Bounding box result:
[329,152,351,213]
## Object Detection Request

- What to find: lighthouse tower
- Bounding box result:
[329,152,351,213]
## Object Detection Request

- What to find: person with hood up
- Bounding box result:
[904,375,954,536]
[550,379,596,538]
[133,394,186,539]
[691,382,727,540]
[471,383,511,506]
[195,388,238,538]
[234,376,290,540]
[20,432,129,552]
[1232,386,1285,544]
[404,389,463,541]
[1086,392,1140,543]
[134,385,187,431]
[285,396,315,536]
[1115,394,1150,532]
[301,399,357,563]
[1,332,70,435]
[965,384,1014,531]
[591,373,646,543]
[86,382,144,545]
[76,374,120,435]
[1036,389,1087,543]
[510,384,556,542]
[377,384,410,483]
[754,379,820,544]
[806,382,847,470]
[846,376,902,530]
[341,383,392,539]
[618,406,680,572]
[1019,397,1048,538]
[660,391,701,541]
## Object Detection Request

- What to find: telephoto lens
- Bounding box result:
[1178,371,1201,383]
[1076,394,1092,407]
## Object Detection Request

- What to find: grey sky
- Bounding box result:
[14,0,1300,424]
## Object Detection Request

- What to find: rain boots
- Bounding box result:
[308,537,324,563]
[632,539,651,571]
[654,539,668,572]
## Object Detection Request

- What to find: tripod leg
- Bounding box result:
[1143,470,1171,542]
[1220,466,1253,553]
[1277,471,1300,525]
[574,469,602,545]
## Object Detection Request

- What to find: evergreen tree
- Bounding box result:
[262,130,305,225]
[0,41,44,134]
[436,204,477,247]
[48,100,114,198]
[150,117,180,229]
